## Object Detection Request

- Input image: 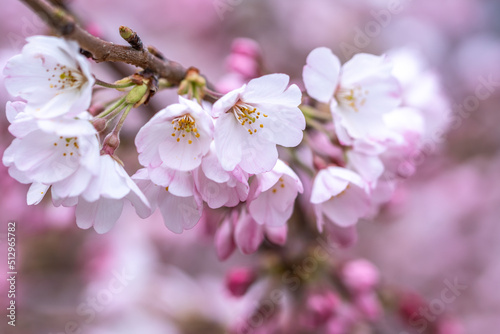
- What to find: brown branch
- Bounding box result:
[20,0,187,85]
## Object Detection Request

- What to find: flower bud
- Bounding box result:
[225,267,257,297]
[231,38,262,59]
[341,259,380,294]
[227,53,259,78]
[301,291,340,329]
[178,67,206,102]
[88,103,104,116]
[101,132,120,156]
[91,118,107,132]
[354,292,382,321]
[125,84,148,105]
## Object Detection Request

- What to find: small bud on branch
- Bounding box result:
[119,26,143,51]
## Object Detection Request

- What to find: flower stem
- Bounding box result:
[112,104,133,136]
[94,78,135,89]
[96,96,127,118]
[301,105,332,121]
[306,117,331,138]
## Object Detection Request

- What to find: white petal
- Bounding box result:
[51,167,93,198]
[238,141,279,175]
[157,192,202,234]
[341,53,394,86]
[201,146,230,183]
[320,185,370,227]
[214,112,247,171]
[5,101,26,123]
[131,168,160,218]
[211,85,245,118]
[27,182,49,205]
[255,103,305,147]
[303,47,340,103]
[241,74,290,104]
[310,168,349,204]
[75,198,123,234]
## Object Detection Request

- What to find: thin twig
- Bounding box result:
[20,0,187,85]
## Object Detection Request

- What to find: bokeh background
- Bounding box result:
[1,0,499,333]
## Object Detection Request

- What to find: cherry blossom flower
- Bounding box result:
[214,208,288,259]
[136,96,213,172]
[132,168,203,234]
[2,102,100,205]
[74,155,149,234]
[303,47,401,143]
[3,36,95,118]
[212,73,305,174]
[247,159,303,227]
[311,166,370,229]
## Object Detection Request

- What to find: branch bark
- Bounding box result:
[20,0,188,84]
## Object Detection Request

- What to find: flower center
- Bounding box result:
[46,63,85,91]
[53,136,80,158]
[336,86,369,112]
[171,114,200,145]
[231,102,268,136]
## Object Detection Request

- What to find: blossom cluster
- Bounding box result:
[2,36,443,257]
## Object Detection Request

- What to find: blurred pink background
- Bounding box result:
[1,0,500,333]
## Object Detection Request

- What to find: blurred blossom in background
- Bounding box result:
[1,0,500,333]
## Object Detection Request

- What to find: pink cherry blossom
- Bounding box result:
[247,159,303,227]
[212,73,305,174]
[194,144,249,209]
[136,96,213,172]
[3,36,95,118]
[303,47,402,143]
[214,207,288,259]
[311,166,371,229]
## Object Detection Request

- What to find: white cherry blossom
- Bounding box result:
[3,36,95,118]
[132,168,203,234]
[311,167,371,229]
[212,74,305,174]
[75,155,150,234]
[136,96,213,172]
[303,47,401,143]
[247,159,303,227]
[2,102,100,205]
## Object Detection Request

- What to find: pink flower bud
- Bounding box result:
[101,133,120,156]
[341,259,380,294]
[398,292,426,321]
[225,267,257,297]
[354,292,382,321]
[88,104,105,116]
[227,53,259,79]
[92,118,107,132]
[301,291,341,329]
[231,38,262,58]
[214,213,236,261]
